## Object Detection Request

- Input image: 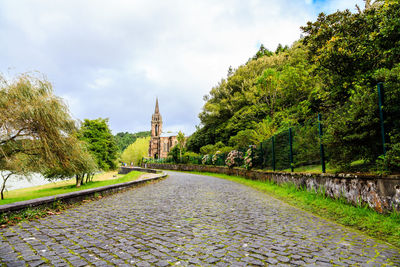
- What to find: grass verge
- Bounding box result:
[282,164,336,174]
[0,171,143,205]
[1,198,82,227]
[189,171,400,248]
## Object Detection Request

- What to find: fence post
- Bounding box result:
[289,128,294,172]
[318,113,326,173]
[250,145,254,169]
[272,136,276,171]
[378,83,386,156]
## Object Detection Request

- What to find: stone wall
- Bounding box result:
[144,163,400,213]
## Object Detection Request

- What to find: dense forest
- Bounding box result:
[186,0,400,172]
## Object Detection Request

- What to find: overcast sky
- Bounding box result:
[0,0,363,135]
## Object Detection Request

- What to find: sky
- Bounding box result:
[0,0,364,135]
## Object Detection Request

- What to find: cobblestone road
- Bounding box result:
[1,171,400,266]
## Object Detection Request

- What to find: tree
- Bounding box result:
[301,0,400,167]
[168,145,183,163]
[275,43,289,54]
[186,126,215,153]
[229,129,258,149]
[0,74,78,168]
[0,154,31,200]
[79,118,118,171]
[177,131,185,162]
[1,172,15,200]
[44,140,97,187]
[199,141,232,155]
[251,44,273,60]
[120,137,150,166]
[0,73,93,193]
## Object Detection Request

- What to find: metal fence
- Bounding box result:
[145,83,392,173]
[145,116,327,172]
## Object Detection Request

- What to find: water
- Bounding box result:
[0,172,63,191]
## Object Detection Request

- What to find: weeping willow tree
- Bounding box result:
[43,139,98,187]
[0,73,97,194]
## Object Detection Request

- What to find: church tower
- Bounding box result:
[149,98,162,158]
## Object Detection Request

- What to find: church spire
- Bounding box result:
[155,97,159,114]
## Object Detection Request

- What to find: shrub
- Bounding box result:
[244,146,256,170]
[377,143,400,174]
[182,151,200,164]
[225,150,243,168]
[202,154,210,165]
[212,151,221,165]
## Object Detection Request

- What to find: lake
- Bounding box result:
[1,172,63,191]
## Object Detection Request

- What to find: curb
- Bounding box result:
[0,172,167,214]
[119,166,159,174]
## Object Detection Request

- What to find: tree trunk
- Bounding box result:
[1,173,11,200]
[76,174,81,187]
[1,184,5,200]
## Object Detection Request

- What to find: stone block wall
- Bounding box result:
[144,163,400,213]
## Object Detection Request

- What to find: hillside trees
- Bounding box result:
[187,42,319,153]
[114,131,150,152]
[79,118,118,171]
[120,137,150,166]
[187,0,400,172]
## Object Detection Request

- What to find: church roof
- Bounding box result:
[160,131,179,137]
[154,97,159,114]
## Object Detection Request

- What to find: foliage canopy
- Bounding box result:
[79,118,118,171]
[187,0,400,172]
[120,137,150,166]
[114,131,150,152]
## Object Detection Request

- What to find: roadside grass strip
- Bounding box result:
[0,171,143,205]
[189,171,400,249]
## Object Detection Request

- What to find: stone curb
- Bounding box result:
[119,166,159,174]
[0,171,167,214]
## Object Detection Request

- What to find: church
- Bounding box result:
[148,98,179,159]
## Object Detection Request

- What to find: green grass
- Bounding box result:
[188,171,400,248]
[281,163,336,173]
[0,171,144,205]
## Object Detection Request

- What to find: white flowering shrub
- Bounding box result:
[202,154,210,165]
[225,150,243,168]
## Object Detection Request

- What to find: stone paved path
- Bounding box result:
[1,171,400,266]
